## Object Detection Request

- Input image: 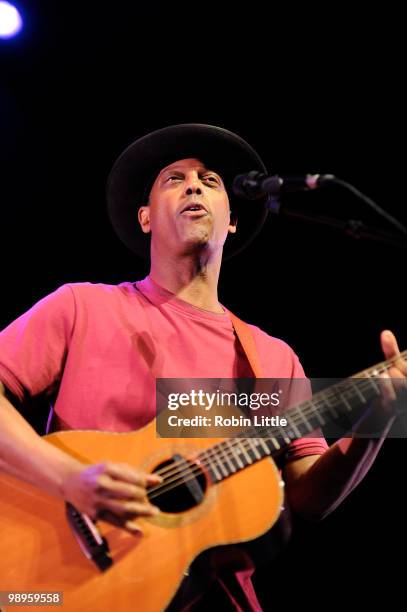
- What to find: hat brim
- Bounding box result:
[106,123,269,260]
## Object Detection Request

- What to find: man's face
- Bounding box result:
[138,158,237,259]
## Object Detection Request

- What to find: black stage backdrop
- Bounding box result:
[1,2,405,609]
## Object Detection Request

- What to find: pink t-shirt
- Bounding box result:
[0,277,328,611]
[0,277,328,458]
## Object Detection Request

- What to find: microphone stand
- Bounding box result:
[265,176,407,249]
[268,198,407,249]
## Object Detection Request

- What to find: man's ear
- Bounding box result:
[228,210,238,234]
[138,206,151,234]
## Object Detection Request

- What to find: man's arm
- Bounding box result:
[283,330,406,521]
[283,433,391,521]
[0,382,161,533]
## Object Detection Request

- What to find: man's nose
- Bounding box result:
[185,177,202,196]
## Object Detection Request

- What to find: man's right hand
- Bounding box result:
[0,389,162,535]
[61,462,162,535]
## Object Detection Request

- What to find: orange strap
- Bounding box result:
[228,311,264,378]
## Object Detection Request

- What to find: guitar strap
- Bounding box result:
[228,311,264,378]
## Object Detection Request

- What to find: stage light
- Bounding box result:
[0,2,23,39]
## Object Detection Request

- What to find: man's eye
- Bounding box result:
[167,176,181,182]
[204,175,220,185]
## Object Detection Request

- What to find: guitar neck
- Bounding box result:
[197,349,407,483]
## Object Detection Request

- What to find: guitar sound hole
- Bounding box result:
[149,456,207,513]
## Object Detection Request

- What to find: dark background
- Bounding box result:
[1,2,405,609]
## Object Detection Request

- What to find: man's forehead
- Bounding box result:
[158,158,220,176]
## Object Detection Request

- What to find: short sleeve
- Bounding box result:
[0,285,76,401]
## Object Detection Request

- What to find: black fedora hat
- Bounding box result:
[106,123,269,260]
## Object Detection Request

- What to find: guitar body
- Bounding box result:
[0,421,283,611]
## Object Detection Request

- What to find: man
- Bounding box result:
[0,124,405,611]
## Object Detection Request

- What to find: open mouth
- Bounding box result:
[181,203,207,214]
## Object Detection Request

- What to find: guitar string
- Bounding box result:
[148,353,407,494]
[149,350,407,485]
[155,351,407,486]
[147,356,406,500]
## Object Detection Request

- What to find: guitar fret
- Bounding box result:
[310,399,326,426]
[215,452,229,478]
[207,454,222,481]
[278,427,292,445]
[259,438,272,454]
[230,442,244,469]
[350,379,367,403]
[364,372,381,395]
[308,414,326,431]
[237,439,252,464]
[220,442,236,473]
[248,439,261,460]
[284,415,301,438]
[323,391,340,418]
[268,437,280,450]
[340,391,353,411]
[295,404,314,433]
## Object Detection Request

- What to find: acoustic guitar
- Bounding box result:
[0,351,405,611]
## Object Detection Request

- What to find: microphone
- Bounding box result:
[232,171,335,200]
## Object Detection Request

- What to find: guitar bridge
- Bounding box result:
[65,502,113,572]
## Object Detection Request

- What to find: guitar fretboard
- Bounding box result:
[198,350,407,483]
